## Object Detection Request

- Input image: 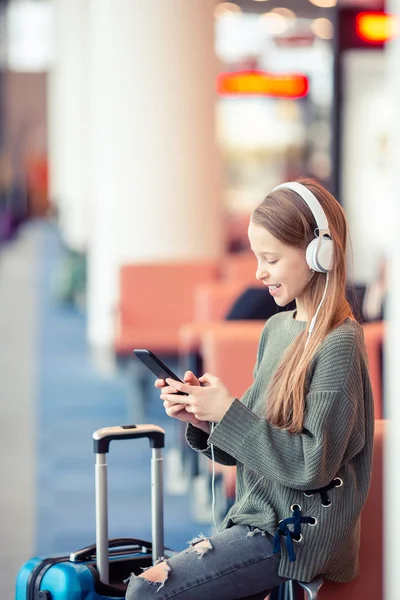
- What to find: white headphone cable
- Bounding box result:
[209,423,218,531]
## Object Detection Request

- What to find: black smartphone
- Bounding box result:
[133,349,188,396]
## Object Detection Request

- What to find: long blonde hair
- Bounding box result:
[252,178,355,433]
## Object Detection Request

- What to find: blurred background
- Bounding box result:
[0,0,399,598]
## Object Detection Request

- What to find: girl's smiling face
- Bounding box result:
[248,220,313,320]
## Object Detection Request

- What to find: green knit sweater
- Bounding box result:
[186,310,374,583]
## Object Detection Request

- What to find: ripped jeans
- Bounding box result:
[125,525,286,600]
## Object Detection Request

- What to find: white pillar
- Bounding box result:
[47,0,89,251]
[87,0,222,348]
[384,6,400,600]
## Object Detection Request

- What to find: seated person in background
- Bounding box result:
[225,285,296,321]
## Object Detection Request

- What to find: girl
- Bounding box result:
[126,178,374,600]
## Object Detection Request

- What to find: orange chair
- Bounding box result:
[114,262,219,355]
[193,280,248,323]
[220,251,258,284]
[178,320,265,369]
[201,323,264,397]
[193,277,266,323]
[362,321,384,419]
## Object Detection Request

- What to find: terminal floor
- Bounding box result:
[1,221,210,599]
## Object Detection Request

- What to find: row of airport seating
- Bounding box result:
[113,253,259,355]
[113,255,384,419]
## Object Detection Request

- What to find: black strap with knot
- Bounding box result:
[304,477,343,507]
[273,505,315,562]
[273,478,343,562]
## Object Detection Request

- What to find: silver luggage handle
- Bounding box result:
[69,537,152,562]
[92,424,165,585]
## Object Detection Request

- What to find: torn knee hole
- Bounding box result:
[191,538,213,557]
[138,560,171,590]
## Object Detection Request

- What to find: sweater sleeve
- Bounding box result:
[208,326,368,489]
[185,383,252,465]
[185,321,270,464]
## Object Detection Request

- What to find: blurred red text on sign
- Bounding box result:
[216,71,309,99]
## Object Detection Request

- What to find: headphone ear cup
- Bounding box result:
[306,237,333,273]
[306,238,319,271]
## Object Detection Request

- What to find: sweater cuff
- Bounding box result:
[209,398,260,455]
[186,423,210,452]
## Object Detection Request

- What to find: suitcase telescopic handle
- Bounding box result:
[93,424,165,453]
[70,537,152,562]
[92,424,165,586]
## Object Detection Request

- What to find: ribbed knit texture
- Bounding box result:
[186,310,374,583]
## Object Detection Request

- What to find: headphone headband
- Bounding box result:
[272,181,329,234]
[272,180,333,273]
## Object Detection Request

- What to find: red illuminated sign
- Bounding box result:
[356,12,398,44]
[217,71,309,99]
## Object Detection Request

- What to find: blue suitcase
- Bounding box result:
[16,424,166,599]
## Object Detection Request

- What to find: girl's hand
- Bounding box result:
[160,372,235,423]
[155,371,210,433]
[154,369,200,392]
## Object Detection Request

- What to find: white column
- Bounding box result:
[47,0,89,251]
[87,0,222,348]
[341,50,393,283]
[384,5,400,600]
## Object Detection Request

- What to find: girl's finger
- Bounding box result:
[183,371,200,385]
[161,393,191,405]
[164,401,185,412]
[154,378,166,388]
[165,378,191,394]
[161,385,179,395]
[198,373,217,386]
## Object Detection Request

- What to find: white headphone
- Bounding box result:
[273,181,333,273]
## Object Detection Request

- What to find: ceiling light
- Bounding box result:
[214,2,242,18]
[260,12,289,35]
[308,0,337,8]
[271,7,296,20]
[311,17,334,39]
[356,12,399,43]
[252,0,271,2]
